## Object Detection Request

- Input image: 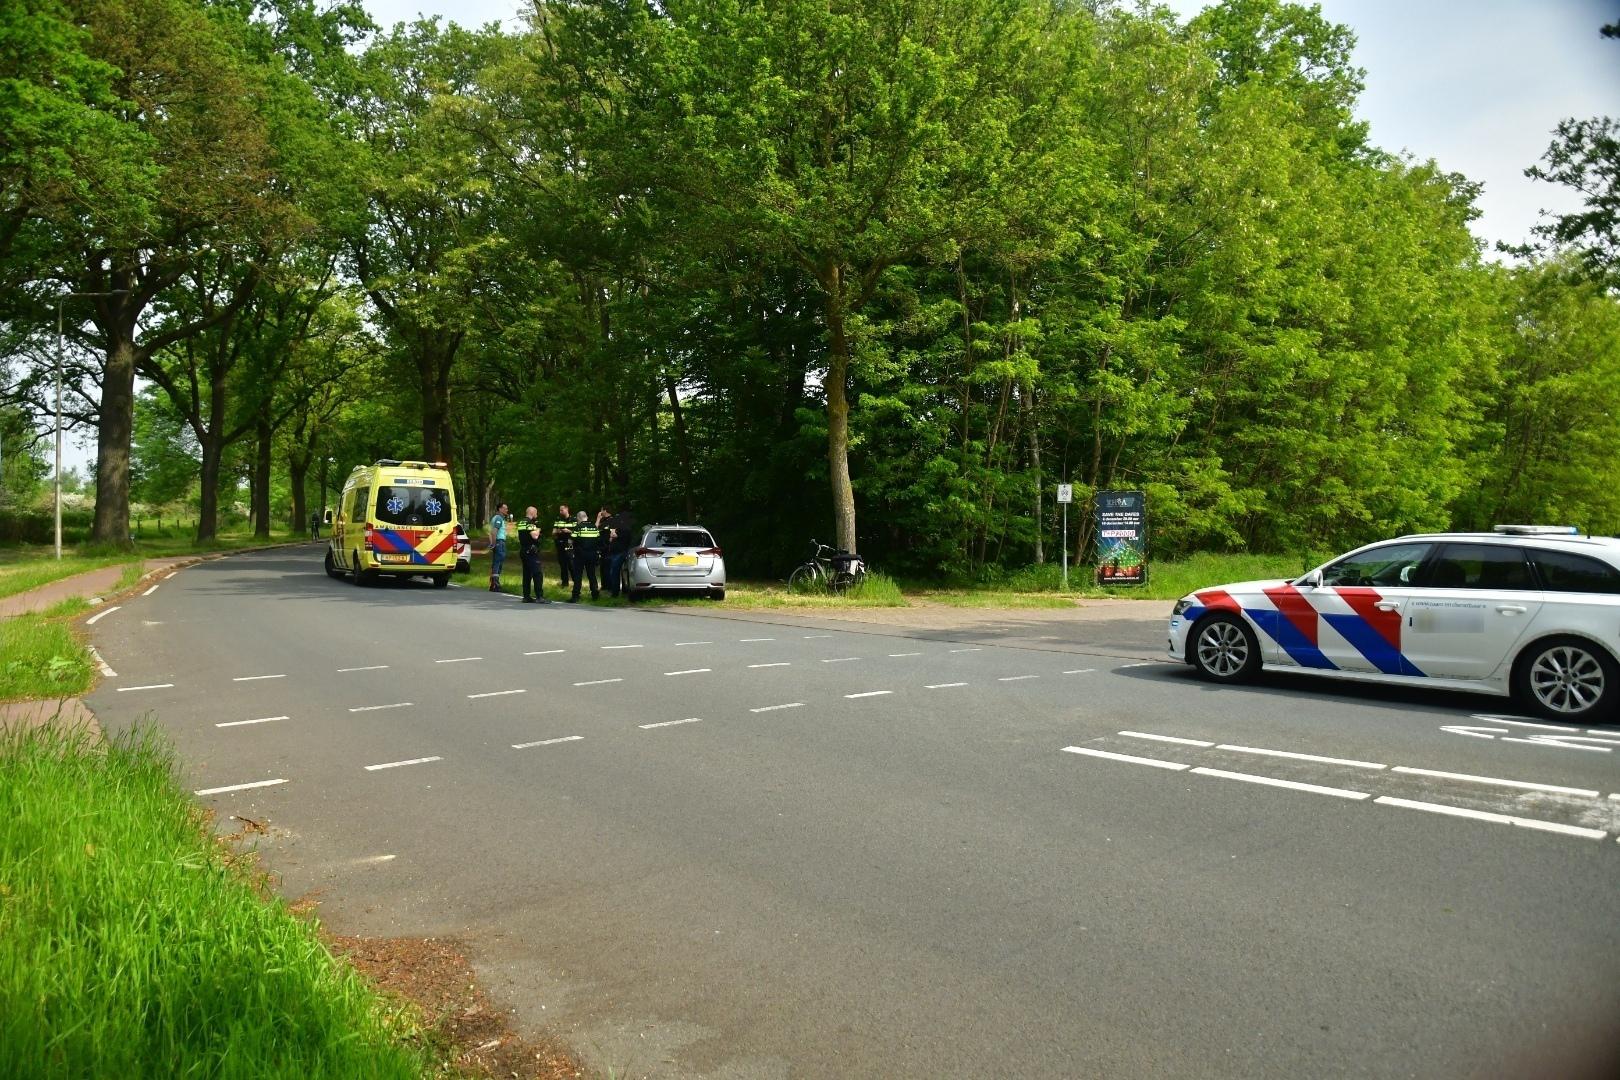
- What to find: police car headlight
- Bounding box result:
[1172,598,1194,617]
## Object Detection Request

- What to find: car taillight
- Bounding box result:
[363,525,376,550]
[698,547,722,556]
[634,547,663,557]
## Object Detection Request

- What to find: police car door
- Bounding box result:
[1402,542,1542,681]
[1307,541,1433,676]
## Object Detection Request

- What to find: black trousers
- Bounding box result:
[554,541,573,586]
[570,544,599,599]
[521,549,544,599]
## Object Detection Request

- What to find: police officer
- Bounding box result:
[552,504,574,591]
[517,505,548,603]
[569,509,601,602]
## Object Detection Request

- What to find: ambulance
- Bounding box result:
[325,460,460,588]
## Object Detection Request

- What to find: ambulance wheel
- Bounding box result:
[1189,613,1260,684]
[432,573,451,589]
[350,551,369,586]
[324,549,344,579]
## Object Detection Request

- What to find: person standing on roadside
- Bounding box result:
[606,503,636,597]
[569,509,601,602]
[552,504,574,591]
[518,505,548,603]
[488,502,509,593]
[595,506,614,583]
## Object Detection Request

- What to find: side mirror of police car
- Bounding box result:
[1301,569,1323,589]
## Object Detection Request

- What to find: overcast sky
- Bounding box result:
[56,1,1620,473]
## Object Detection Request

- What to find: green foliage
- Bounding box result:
[0,613,92,698]
[0,726,430,1078]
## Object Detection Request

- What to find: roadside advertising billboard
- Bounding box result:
[1094,489,1146,586]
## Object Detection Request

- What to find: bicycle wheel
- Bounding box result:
[787,564,823,593]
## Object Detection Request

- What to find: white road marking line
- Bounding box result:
[748,662,791,669]
[751,702,804,713]
[665,668,711,676]
[142,584,159,596]
[1611,793,1620,801]
[601,644,643,650]
[349,702,412,712]
[739,637,776,642]
[352,854,396,865]
[86,605,121,625]
[468,689,527,699]
[163,571,177,580]
[640,717,703,730]
[195,778,288,796]
[512,735,583,749]
[949,647,982,653]
[233,674,286,682]
[337,665,389,672]
[1215,744,1386,770]
[1501,736,1613,753]
[1390,765,1600,798]
[674,641,712,646]
[998,675,1040,682]
[525,649,565,656]
[1471,713,1579,733]
[1063,746,1189,771]
[365,756,442,772]
[925,682,968,689]
[888,652,922,657]
[435,656,483,664]
[1120,731,1214,747]
[573,678,623,686]
[1442,725,1504,740]
[845,690,893,699]
[88,646,116,677]
[1117,662,1159,669]
[116,683,173,692]
[1374,796,1606,839]
[803,634,832,639]
[216,716,288,728]
[1191,767,1370,800]
[821,657,861,663]
[1062,669,1096,675]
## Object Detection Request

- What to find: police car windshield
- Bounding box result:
[375,486,452,527]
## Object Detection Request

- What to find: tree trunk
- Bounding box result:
[1023,380,1043,564]
[823,268,857,553]
[196,435,223,543]
[253,416,272,539]
[91,331,137,548]
[664,371,696,523]
[290,456,308,539]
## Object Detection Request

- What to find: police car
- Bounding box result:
[1168,526,1620,722]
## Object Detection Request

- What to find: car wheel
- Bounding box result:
[324,549,344,579]
[1188,613,1260,683]
[709,587,726,601]
[432,573,451,589]
[1513,636,1617,723]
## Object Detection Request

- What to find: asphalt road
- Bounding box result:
[86,548,1620,1079]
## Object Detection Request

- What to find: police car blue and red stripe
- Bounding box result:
[1168,527,1620,722]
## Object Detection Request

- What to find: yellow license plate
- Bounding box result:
[666,554,698,566]
[379,554,413,563]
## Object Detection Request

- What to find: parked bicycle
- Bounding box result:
[787,539,868,594]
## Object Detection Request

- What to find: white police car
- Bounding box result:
[1168,526,1620,722]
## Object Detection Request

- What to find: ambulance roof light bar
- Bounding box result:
[1492,524,1583,536]
[372,459,447,469]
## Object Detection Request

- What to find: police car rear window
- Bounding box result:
[375,486,452,527]
[649,530,713,549]
[1532,549,1620,594]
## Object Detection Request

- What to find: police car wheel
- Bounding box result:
[1189,614,1260,683]
[1513,636,1617,723]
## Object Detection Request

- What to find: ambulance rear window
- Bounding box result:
[375,486,452,527]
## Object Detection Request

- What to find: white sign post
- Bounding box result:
[1056,484,1073,590]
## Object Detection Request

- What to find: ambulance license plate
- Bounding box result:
[379,554,412,563]
[665,554,699,566]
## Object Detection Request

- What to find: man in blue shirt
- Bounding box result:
[488,502,509,593]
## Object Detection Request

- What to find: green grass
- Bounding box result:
[0,726,432,1079]
[0,615,94,700]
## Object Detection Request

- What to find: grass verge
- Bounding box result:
[0,615,94,700]
[0,726,433,1079]
[0,529,311,603]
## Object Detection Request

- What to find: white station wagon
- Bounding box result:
[1168,526,1620,722]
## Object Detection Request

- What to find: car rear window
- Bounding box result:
[1532,549,1620,594]
[648,529,713,549]
[1426,544,1534,589]
[374,485,452,527]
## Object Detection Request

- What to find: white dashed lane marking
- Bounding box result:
[216,716,288,728]
[1191,766,1370,801]
[665,668,711,676]
[338,665,389,672]
[845,691,893,699]
[195,778,288,796]
[1063,746,1188,771]
[349,702,412,713]
[751,702,804,713]
[602,644,643,650]
[435,656,483,664]
[525,650,564,656]
[674,641,712,646]
[1374,796,1607,840]
[1215,744,1386,770]
[233,674,286,682]
[998,675,1039,682]
[1063,669,1096,675]
[739,637,776,642]
[142,584,159,596]
[88,646,116,677]
[639,718,703,730]
[925,682,968,689]
[948,647,982,653]
[821,657,861,664]
[86,606,121,625]
[803,634,832,639]
[365,756,441,772]
[468,689,526,699]
[749,662,791,669]
[888,652,922,657]
[1389,766,1599,798]
[513,735,583,749]
[574,678,623,687]
[1120,731,1212,747]
[116,683,173,692]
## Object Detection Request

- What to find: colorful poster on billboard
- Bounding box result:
[1094,489,1147,586]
